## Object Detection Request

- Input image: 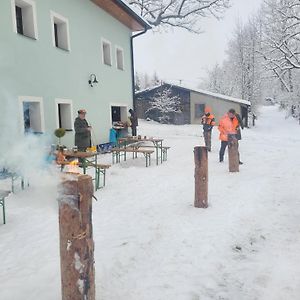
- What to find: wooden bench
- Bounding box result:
[58,161,111,190]
[0,190,10,224]
[138,146,171,161]
[111,148,154,167]
[85,163,111,189]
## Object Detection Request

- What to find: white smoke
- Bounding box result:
[0,91,59,185]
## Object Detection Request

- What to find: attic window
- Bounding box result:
[13,0,38,39]
[102,39,112,66]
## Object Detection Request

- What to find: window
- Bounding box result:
[19,97,44,134]
[111,105,127,124]
[102,39,112,66]
[12,0,38,39]
[55,100,73,130]
[116,47,124,70]
[51,11,70,51]
[195,104,205,118]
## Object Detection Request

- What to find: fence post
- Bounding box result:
[194,146,208,208]
[58,174,95,300]
[228,136,239,173]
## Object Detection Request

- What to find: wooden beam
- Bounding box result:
[91,0,146,31]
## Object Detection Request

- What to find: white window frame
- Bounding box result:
[19,96,45,134]
[50,11,71,51]
[55,98,74,131]
[115,46,125,71]
[11,0,38,39]
[101,38,112,66]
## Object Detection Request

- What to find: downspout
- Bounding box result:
[130,29,148,111]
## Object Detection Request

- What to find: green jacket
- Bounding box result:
[74,117,91,149]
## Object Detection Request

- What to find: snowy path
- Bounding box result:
[0,106,299,300]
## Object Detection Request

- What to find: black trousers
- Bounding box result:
[219,140,241,162]
[131,126,137,136]
[203,131,212,151]
[219,141,228,162]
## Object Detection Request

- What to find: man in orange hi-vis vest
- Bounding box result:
[201,106,216,151]
[218,108,242,164]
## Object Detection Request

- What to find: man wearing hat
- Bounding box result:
[74,109,91,151]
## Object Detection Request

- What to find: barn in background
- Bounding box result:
[135,83,251,126]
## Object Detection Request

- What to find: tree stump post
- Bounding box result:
[228,135,239,173]
[194,146,208,208]
[58,174,95,300]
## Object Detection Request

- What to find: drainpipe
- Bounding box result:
[130,29,148,111]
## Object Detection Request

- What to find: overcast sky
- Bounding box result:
[133,0,263,87]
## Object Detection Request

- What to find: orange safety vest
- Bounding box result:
[201,114,216,126]
[218,114,239,141]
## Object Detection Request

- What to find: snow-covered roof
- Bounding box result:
[136,83,251,106]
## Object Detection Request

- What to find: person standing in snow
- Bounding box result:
[218,108,243,164]
[74,109,92,151]
[235,112,244,141]
[129,109,138,136]
[201,106,216,151]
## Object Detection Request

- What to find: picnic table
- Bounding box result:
[117,136,165,165]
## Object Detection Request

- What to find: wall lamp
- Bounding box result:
[88,74,99,87]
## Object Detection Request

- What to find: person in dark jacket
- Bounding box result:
[235,112,244,141]
[235,112,244,164]
[129,109,138,136]
[74,109,91,151]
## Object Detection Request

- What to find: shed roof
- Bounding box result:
[91,0,151,31]
[136,83,251,106]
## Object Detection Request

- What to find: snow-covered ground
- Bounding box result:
[1,106,299,300]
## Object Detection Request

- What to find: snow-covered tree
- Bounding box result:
[134,71,141,91]
[258,0,300,120]
[126,0,230,33]
[146,87,181,123]
[201,16,265,112]
[260,0,300,91]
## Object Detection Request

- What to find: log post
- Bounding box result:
[194,146,208,208]
[58,174,95,300]
[228,135,239,173]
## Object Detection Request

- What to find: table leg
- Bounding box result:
[160,141,163,164]
[82,159,87,174]
[1,198,5,224]
[124,142,127,161]
[155,142,159,165]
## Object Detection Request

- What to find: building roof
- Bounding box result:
[136,83,251,106]
[91,0,151,31]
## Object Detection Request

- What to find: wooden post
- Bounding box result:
[228,135,239,172]
[194,146,208,208]
[58,174,95,300]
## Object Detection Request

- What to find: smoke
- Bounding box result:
[0,92,59,185]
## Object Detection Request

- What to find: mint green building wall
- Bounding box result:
[0,0,134,146]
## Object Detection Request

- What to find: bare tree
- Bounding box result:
[260,0,300,91]
[127,0,230,33]
[201,16,264,111]
[146,87,181,123]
